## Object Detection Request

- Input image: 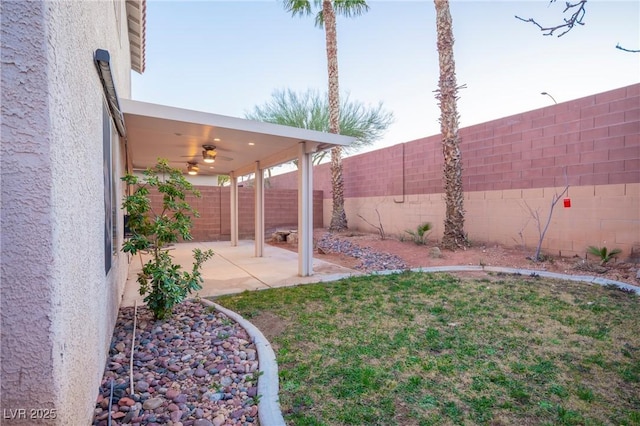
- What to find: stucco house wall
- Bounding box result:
[1,1,134,423]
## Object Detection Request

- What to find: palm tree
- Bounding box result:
[434,0,467,249]
[245,88,393,164]
[283,0,369,231]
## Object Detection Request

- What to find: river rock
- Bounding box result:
[142,397,164,410]
[93,301,260,425]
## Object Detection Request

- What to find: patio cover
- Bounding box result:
[120,99,354,276]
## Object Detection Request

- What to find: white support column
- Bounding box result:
[298,142,314,276]
[254,163,264,257]
[230,172,238,246]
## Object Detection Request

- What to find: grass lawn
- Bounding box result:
[214,272,640,426]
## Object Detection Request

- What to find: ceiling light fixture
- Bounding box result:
[187,162,199,175]
[202,144,217,164]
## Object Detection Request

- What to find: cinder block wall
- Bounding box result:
[147,187,323,241]
[269,84,640,257]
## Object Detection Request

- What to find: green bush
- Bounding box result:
[586,246,622,266]
[121,159,214,320]
[405,222,433,245]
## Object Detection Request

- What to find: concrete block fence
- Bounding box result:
[146,187,324,242]
[145,84,638,257]
[268,84,639,258]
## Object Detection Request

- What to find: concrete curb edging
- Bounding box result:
[373,265,638,294]
[199,299,286,426]
[481,266,640,294]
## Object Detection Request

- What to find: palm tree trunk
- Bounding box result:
[435,0,466,249]
[324,0,348,231]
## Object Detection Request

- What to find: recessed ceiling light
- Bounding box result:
[213,138,221,142]
[248,142,255,146]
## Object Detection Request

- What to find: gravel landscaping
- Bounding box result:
[94,230,638,425]
[93,300,259,426]
[316,232,408,271]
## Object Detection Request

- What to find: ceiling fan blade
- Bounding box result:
[213,147,233,154]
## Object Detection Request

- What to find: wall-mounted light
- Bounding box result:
[187,162,199,175]
[202,145,217,163]
[94,49,126,137]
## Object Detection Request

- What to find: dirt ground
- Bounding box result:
[269,229,640,288]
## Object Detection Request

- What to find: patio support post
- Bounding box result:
[298,142,314,276]
[254,162,264,257]
[230,172,238,246]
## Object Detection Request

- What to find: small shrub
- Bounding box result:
[405,222,432,245]
[528,253,554,263]
[122,158,214,320]
[574,259,608,274]
[587,246,622,266]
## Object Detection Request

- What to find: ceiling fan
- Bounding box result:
[180,145,234,163]
[186,161,199,175]
[202,145,217,163]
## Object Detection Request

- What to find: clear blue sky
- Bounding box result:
[132,0,640,153]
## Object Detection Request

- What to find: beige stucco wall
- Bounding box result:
[1,1,131,424]
[331,183,640,258]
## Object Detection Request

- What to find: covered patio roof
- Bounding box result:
[120,99,354,277]
[121,99,352,177]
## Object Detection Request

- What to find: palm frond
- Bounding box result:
[245,88,393,157]
[283,0,313,18]
[284,0,370,28]
[587,245,622,265]
[333,0,369,18]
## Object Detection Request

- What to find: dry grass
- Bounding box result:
[215,272,640,425]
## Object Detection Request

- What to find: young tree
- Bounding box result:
[122,159,214,320]
[283,0,369,231]
[246,88,393,164]
[434,0,467,250]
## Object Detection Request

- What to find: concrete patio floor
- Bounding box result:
[120,240,360,307]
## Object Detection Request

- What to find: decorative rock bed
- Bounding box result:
[316,232,408,271]
[93,300,259,426]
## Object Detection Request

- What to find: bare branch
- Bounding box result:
[523,169,570,262]
[515,0,587,37]
[616,43,640,53]
[512,208,532,251]
[357,208,385,240]
[534,184,569,261]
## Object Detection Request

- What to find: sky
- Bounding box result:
[131,0,640,155]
